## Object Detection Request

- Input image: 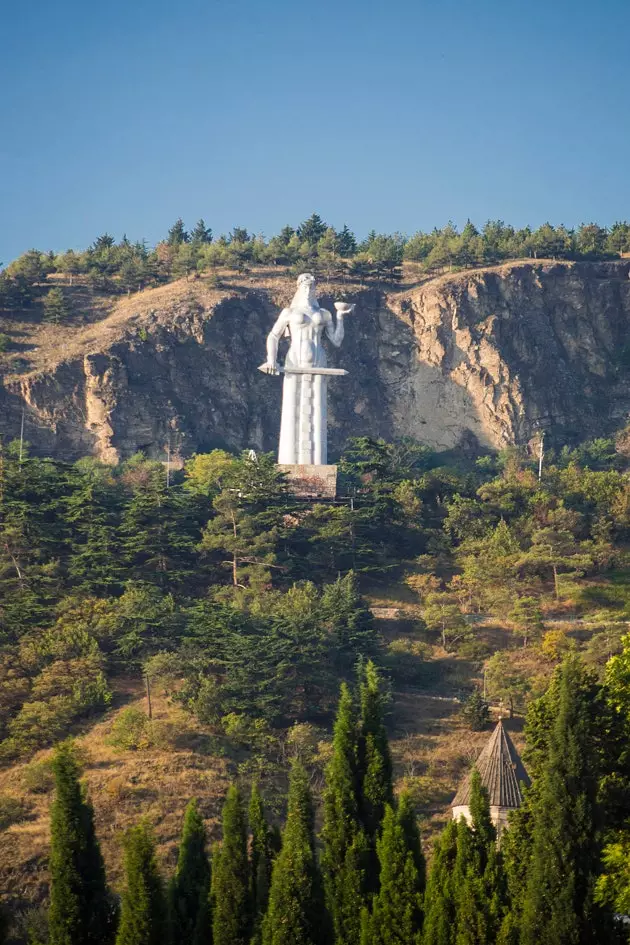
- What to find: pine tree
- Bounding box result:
[520,658,608,945]
[297,213,327,245]
[262,761,329,945]
[366,799,424,945]
[422,820,458,945]
[43,287,70,324]
[249,784,273,944]
[168,799,211,945]
[120,460,197,591]
[48,742,115,945]
[167,219,189,246]
[320,574,379,669]
[336,225,358,257]
[462,690,490,731]
[321,683,366,945]
[212,785,251,945]
[191,219,213,245]
[66,460,123,595]
[358,661,393,885]
[115,822,167,945]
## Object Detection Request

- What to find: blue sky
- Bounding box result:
[1,0,628,262]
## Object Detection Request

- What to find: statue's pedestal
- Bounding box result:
[278,464,337,499]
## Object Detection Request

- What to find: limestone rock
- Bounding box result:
[1,260,629,462]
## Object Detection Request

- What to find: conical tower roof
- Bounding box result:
[451,719,530,809]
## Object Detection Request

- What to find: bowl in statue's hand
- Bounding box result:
[334,302,356,316]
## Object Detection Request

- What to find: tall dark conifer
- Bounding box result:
[358,662,393,830]
[358,661,393,887]
[115,822,167,945]
[322,683,366,944]
[120,461,196,592]
[452,816,486,945]
[66,460,122,595]
[168,799,211,945]
[497,800,534,945]
[262,761,329,945]
[212,786,250,945]
[364,798,424,945]
[48,742,115,945]
[249,784,273,944]
[422,819,458,945]
[520,658,607,945]
[462,770,504,944]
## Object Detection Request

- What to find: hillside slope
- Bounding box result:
[0,609,519,909]
[2,259,630,461]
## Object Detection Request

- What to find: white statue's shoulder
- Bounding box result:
[270,305,291,338]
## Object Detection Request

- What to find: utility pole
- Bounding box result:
[145,673,153,720]
[19,408,25,464]
[350,494,356,570]
[538,431,545,481]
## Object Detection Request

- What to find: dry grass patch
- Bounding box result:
[0,680,232,909]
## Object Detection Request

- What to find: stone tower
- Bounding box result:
[451,719,530,839]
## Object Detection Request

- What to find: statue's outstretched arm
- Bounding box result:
[324,308,344,348]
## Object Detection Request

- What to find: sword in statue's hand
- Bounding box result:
[258,364,348,375]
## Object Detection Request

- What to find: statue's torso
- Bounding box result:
[286,304,327,368]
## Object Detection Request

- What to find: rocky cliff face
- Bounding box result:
[2,259,630,462]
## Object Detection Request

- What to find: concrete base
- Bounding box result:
[278,464,337,499]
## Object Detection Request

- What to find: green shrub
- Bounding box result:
[106,707,152,751]
[385,637,430,683]
[0,793,28,830]
[0,332,10,352]
[23,757,55,793]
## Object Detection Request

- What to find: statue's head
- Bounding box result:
[296,272,316,289]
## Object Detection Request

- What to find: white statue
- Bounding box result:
[259,273,355,465]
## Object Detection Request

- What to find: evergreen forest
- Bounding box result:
[3,213,630,319]
[1,434,630,941]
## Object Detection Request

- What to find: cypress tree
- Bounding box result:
[468,770,496,862]
[422,820,458,945]
[334,831,369,945]
[365,799,424,945]
[115,822,167,945]
[212,785,250,945]
[497,801,534,945]
[460,771,504,945]
[48,741,115,945]
[321,683,366,944]
[359,663,393,823]
[358,662,393,890]
[249,784,273,944]
[520,658,607,945]
[262,761,329,945]
[168,799,211,945]
[397,791,426,895]
[453,816,488,945]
